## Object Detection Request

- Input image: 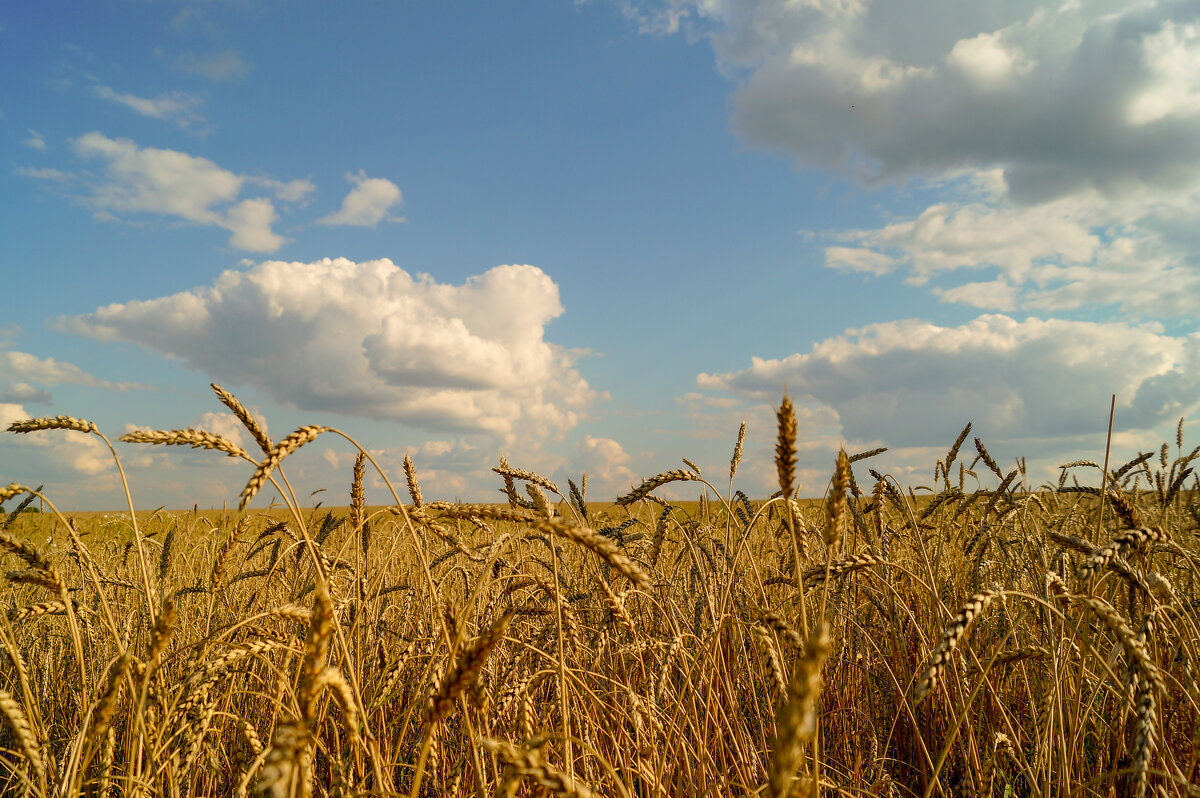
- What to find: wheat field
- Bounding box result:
[0,385,1197,797]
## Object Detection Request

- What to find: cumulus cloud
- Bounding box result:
[653,0,1200,195]
[59,258,598,439]
[824,171,1200,314]
[699,314,1200,448]
[0,402,115,478]
[318,172,404,227]
[629,1,1200,316]
[174,50,252,81]
[570,435,639,498]
[92,85,204,127]
[70,132,289,252]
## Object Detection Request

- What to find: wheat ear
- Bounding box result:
[120,427,251,460]
[239,426,329,509]
[914,590,1000,702]
[211,383,273,454]
[768,622,830,798]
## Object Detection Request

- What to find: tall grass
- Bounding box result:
[0,385,1197,796]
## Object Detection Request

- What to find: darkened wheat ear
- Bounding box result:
[775,394,797,499]
[824,448,850,547]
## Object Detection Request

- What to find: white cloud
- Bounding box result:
[250,177,316,203]
[647,0,1200,197]
[822,172,1200,314]
[174,50,252,81]
[17,167,73,182]
[70,132,287,252]
[1127,20,1200,125]
[571,435,639,498]
[0,348,139,402]
[318,172,404,227]
[92,85,204,127]
[22,130,46,151]
[946,30,1035,87]
[699,314,1200,448]
[59,258,599,440]
[616,2,1200,318]
[0,402,116,478]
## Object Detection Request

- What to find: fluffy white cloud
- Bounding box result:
[629,1,1200,316]
[699,314,1200,447]
[650,0,1200,196]
[59,258,598,439]
[0,402,115,478]
[92,85,204,127]
[70,133,288,252]
[824,171,1200,314]
[570,435,639,498]
[318,172,404,227]
[173,50,252,81]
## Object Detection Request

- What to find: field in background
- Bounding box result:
[0,388,1198,797]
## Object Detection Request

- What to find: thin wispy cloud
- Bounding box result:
[22,130,46,151]
[92,84,205,128]
[173,50,252,81]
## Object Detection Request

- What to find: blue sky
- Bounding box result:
[4,0,1200,509]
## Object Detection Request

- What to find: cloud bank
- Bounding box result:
[633,0,1200,316]
[60,258,598,439]
[700,314,1200,447]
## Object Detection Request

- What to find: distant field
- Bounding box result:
[1,391,1197,797]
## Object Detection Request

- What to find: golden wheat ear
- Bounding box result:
[210,383,273,455]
